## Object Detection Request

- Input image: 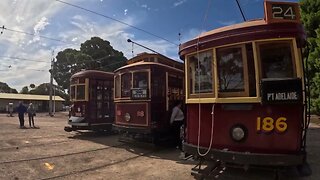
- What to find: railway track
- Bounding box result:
[0,132,117,150]
[0,143,126,165]
[40,147,161,180]
[0,139,75,151]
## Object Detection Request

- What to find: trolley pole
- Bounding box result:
[49,50,54,117]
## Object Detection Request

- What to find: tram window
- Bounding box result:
[115,75,120,98]
[76,85,85,100]
[258,41,295,78]
[152,70,164,97]
[121,73,132,97]
[188,51,213,94]
[70,86,75,100]
[168,75,183,100]
[133,72,148,89]
[217,45,247,95]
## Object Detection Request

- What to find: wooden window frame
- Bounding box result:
[256,39,297,80]
[186,49,215,99]
[216,44,249,98]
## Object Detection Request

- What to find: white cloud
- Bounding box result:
[34,17,50,34]
[174,0,187,7]
[0,0,177,91]
[141,4,151,11]
[0,0,74,91]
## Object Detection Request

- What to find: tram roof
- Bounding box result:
[126,52,183,69]
[114,61,184,73]
[71,70,114,79]
[179,19,306,59]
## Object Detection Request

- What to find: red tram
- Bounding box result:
[179,1,310,175]
[64,70,115,132]
[113,53,184,142]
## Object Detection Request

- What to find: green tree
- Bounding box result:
[54,37,127,90]
[300,0,320,113]
[0,82,18,93]
[30,84,36,89]
[20,86,29,94]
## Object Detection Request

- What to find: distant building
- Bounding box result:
[0,93,65,113]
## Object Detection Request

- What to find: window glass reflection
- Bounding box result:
[259,42,295,78]
[188,51,213,94]
[217,47,245,92]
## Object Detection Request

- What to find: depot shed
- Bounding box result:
[0,93,65,113]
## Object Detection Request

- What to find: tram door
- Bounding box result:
[167,73,184,112]
[90,80,113,123]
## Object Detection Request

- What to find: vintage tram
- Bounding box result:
[179,1,310,176]
[64,70,115,132]
[113,52,184,143]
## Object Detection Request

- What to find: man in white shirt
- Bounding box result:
[170,101,184,150]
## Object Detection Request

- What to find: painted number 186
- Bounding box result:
[257,117,287,133]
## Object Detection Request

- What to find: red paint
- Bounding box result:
[186,103,302,154]
[115,103,149,127]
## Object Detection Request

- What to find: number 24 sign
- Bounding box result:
[265,1,300,23]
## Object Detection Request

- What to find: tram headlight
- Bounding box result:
[124,113,131,122]
[230,125,247,142]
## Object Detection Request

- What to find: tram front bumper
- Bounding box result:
[68,116,88,126]
[184,143,305,166]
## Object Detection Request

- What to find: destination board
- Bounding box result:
[131,88,148,99]
[260,78,302,104]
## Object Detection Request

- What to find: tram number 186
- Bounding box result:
[256,117,287,133]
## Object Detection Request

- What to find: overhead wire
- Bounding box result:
[0,55,51,64]
[54,0,179,46]
[0,26,76,45]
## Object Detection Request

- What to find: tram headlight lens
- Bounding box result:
[231,126,245,142]
[124,113,131,122]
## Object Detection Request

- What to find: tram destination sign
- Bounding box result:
[264,1,301,24]
[260,78,302,104]
[131,88,148,99]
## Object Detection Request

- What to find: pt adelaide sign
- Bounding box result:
[261,78,302,104]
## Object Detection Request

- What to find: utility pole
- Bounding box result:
[49,50,54,117]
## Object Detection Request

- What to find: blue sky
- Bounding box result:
[0,0,298,91]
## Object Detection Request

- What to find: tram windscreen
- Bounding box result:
[188,51,213,94]
[133,72,148,89]
[259,41,295,78]
[217,46,245,92]
[70,86,75,100]
[121,73,132,97]
[115,75,120,98]
[76,85,85,100]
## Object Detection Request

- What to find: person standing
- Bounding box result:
[16,102,27,129]
[170,100,184,150]
[9,102,14,117]
[27,103,36,128]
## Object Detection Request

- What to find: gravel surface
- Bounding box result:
[0,112,319,180]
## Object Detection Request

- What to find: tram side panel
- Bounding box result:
[115,102,150,130]
[186,103,303,153]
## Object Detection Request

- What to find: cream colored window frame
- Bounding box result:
[216,44,249,98]
[186,49,215,99]
[71,78,89,101]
